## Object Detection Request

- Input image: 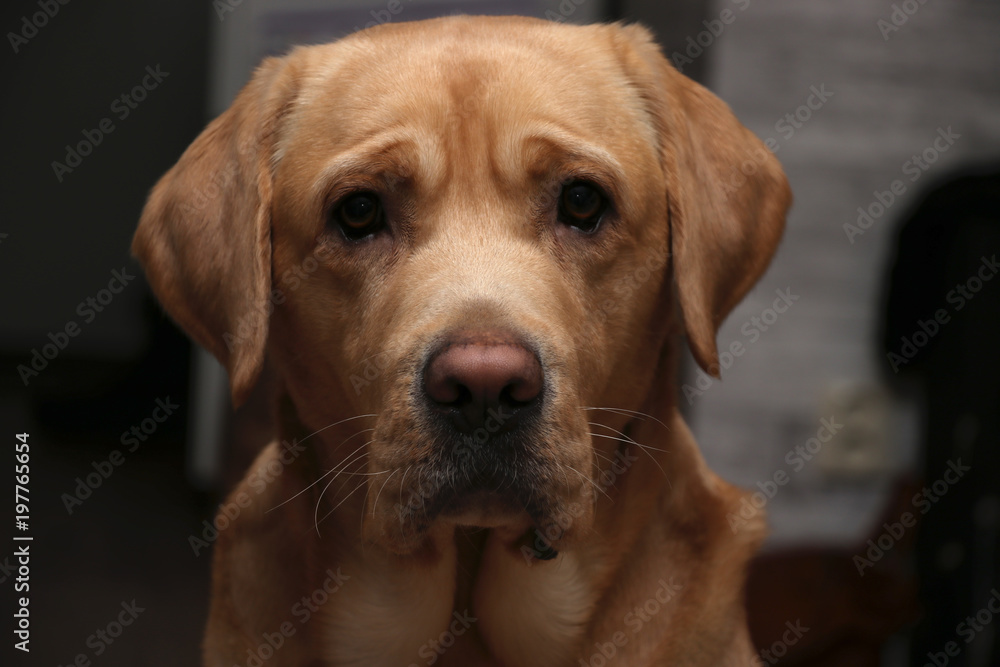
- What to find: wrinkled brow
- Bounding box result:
[309,133,442,207]
[515,125,628,208]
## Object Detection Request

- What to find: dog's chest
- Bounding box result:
[318,546,458,666]
[319,533,595,667]
[471,536,597,667]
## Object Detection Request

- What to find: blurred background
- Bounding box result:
[1,0,998,665]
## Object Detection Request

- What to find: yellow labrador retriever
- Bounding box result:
[134,15,789,667]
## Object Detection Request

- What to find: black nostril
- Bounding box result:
[499,385,516,407]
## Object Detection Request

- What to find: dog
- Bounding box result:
[133,15,790,666]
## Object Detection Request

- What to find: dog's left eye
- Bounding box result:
[332,192,385,241]
[558,181,606,233]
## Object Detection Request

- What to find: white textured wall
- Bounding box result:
[689,0,1000,546]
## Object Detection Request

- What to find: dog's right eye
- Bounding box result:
[331,192,385,241]
[558,181,607,234]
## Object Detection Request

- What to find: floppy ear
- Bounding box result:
[616,24,791,376]
[132,56,299,406]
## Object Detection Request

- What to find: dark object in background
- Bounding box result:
[880,167,1000,667]
[745,478,921,666]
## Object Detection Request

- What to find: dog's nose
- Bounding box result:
[423,333,543,433]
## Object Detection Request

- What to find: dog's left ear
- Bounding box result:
[614,24,792,377]
[132,55,301,406]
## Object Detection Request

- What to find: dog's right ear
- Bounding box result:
[132,56,299,406]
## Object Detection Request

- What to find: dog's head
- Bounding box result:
[134,16,789,555]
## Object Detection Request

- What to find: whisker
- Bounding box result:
[397,465,411,511]
[316,480,369,532]
[581,406,669,431]
[266,437,375,513]
[297,414,377,446]
[323,428,376,458]
[588,430,670,454]
[565,464,613,503]
[311,442,378,534]
[313,472,342,537]
[592,449,617,466]
[371,469,400,518]
[326,446,378,502]
[557,460,571,490]
[588,422,669,484]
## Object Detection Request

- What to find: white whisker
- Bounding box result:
[371,469,400,518]
[588,430,670,454]
[588,422,669,484]
[297,414,377,446]
[316,480,369,531]
[267,436,375,513]
[565,464,613,503]
[313,472,341,537]
[581,406,669,431]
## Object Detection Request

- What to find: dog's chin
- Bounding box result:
[437,490,534,535]
[367,480,583,557]
[364,431,595,555]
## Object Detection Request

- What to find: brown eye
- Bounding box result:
[333,192,384,240]
[559,181,606,233]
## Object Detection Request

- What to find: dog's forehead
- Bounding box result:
[284,17,657,171]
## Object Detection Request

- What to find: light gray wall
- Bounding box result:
[687,0,1000,546]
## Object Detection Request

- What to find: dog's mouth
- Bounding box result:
[373,433,584,556]
[395,456,546,529]
[410,482,568,560]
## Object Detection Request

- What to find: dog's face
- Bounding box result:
[269,20,672,552]
[134,17,789,555]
